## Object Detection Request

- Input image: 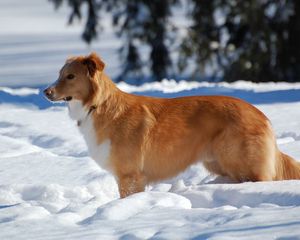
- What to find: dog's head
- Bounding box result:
[44,52,105,104]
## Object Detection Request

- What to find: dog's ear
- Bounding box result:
[65,56,76,64]
[82,52,105,77]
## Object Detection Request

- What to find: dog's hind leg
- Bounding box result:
[211,127,277,182]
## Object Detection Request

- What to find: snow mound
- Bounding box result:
[118,79,300,94]
[173,181,300,209]
[0,87,39,96]
[83,192,191,223]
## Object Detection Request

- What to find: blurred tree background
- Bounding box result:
[49,0,300,83]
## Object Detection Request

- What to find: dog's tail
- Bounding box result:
[275,152,300,180]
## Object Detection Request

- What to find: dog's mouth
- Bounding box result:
[63,96,73,101]
[45,96,73,102]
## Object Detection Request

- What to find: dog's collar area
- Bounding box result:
[88,105,97,115]
[77,105,97,127]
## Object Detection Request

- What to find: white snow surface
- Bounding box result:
[0,87,39,96]
[1,85,300,240]
[119,79,300,93]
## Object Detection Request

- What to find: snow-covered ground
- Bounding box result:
[1,83,300,240]
[2,0,300,239]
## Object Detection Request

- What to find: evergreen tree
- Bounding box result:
[50,0,176,81]
[113,0,143,80]
[49,0,100,43]
[50,0,300,82]
[113,0,177,81]
[180,0,300,82]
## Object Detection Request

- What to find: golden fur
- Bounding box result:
[44,52,300,198]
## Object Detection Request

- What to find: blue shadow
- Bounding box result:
[1,84,300,109]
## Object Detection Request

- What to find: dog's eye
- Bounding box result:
[67,74,75,80]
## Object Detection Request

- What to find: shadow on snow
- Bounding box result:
[1,85,300,109]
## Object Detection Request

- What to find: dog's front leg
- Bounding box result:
[117,173,146,198]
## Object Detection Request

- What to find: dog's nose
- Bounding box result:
[44,87,54,98]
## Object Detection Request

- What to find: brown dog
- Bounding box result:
[44,52,300,198]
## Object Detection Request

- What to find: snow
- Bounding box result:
[119,79,300,94]
[1,84,300,240]
[0,87,39,96]
[2,0,300,239]
[0,0,121,88]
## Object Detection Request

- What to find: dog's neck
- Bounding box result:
[67,94,124,128]
[68,73,126,127]
[68,100,92,124]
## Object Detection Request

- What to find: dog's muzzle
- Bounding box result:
[43,87,55,101]
[43,87,72,102]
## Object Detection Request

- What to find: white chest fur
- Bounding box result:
[68,100,111,170]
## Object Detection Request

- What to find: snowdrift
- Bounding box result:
[1,82,300,239]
